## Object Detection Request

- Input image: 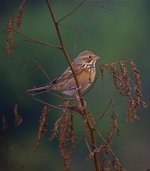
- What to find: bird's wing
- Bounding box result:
[51,64,83,85]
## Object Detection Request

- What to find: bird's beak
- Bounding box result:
[96,56,101,60]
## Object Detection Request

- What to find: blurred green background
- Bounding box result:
[0,0,150,171]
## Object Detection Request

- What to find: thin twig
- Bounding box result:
[84,3,105,8]
[83,3,114,12]
[93,94,116,128]
[59,22,96,46]
[15,31,62,49]
[84,136,92,153]
[30,58,51,82]
[32,96,82,114]
[32,96,62,110]
[47,92,75,101]
[57,0,85,23]
[95,129,115,157]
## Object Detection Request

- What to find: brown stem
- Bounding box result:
[95,129,116,157]
[57,0,85,23]
[45,1,100,170]
[16,30,62,49]
[93,94,116,128]
[45,0,82,104]
[29,58,51,81]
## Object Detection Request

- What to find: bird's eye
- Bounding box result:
[89,56,92,59]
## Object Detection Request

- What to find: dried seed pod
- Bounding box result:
[6,18,16,55]
[1,114,9,132]
[34,105,50,150]
[58,112,75,170]
[14,104,23,126]
[127,97,140,122]
[131,61,147,107]
[109,64,125,95]
[119,62,131,96]
[49,117,62,141]
[101,60,146,122]
[112,157,126,171]
[16,0,28,31]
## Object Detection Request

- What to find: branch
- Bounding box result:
[16,31,62,49]
[32,96,84,114]
[83,3,105,9]
[95,129,116,157]
[45,0,83,106]
[57,0,85,23]
[93,94,116,128]
[29,58,51,82]
[83,3,114,12]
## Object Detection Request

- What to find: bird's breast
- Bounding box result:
[77,68,96,91]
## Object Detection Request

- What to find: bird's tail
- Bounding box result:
[26,85,50,96]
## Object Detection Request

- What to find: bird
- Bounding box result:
[27,51,101,96]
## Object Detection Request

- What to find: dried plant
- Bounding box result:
[34,105,50,150]
[58,112,75,170]
[49,102,75,170]
[16,0,28,31]
[111,157,126,171]
[106,62,131,96]
[1,114,9,132]
[107,112,119,148]
[6,18,16,55]
[5,0,28,56]
[100,60,147,122]
[14,104,23,126]
[127,61,147,122]
[49,117,62,141]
